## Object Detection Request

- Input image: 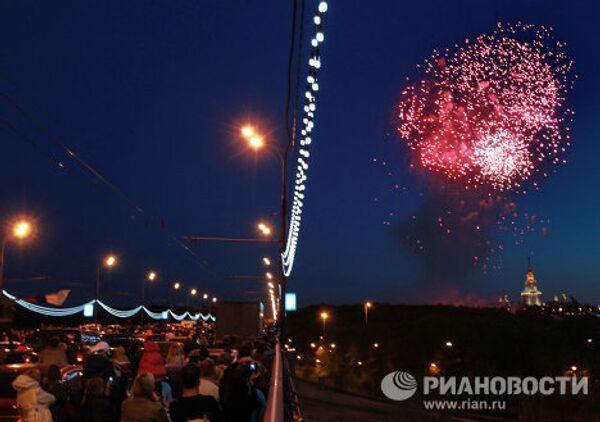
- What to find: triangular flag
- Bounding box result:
[45,289,71,306]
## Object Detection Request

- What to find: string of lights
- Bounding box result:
[2,290,214,321]
[2,290,91,316]
[282,0,329,277]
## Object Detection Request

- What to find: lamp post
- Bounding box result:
[171,281,181,309]
[187,288,197,311]
[182,123,290,329]
[364,301,372,326]
[141,271,157,325]
[320,312,329,339]
[95,254,117,323]
[242,125,289,330]
[0,219,33,302]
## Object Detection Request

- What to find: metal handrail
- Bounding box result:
[264,341,284,422]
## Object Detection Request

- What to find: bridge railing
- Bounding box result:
[264,341,284,422]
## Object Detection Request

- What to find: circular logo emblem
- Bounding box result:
[381,371,418,401]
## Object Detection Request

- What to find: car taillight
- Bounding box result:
[24,357,31,363]
[76,355,84,362]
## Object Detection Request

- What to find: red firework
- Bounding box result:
[398,22,575,191]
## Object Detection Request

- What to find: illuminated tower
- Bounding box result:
[520,257,543,307]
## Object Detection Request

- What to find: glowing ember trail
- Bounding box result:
[397,22,575,191]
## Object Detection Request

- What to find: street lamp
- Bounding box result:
[0,218,34,301]
[262,257,271,266]
[190,288,197,296]
[202,293,208,300]
[364,301,372,325]
[12,221,31,239]
[141,271,157,325]
[173,282,181,290]
[95,254,117,323]
[236,124,291,329]
[320,312,329,339]
[257,223,272,236]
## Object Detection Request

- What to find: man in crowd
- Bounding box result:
[169,363,221,422]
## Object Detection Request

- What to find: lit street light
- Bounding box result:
[203,293,208,300]
[257,222,272,236]
[364,301,372,325]
[141,270,157,325]
[262,257,271,266]
[320,312,329,339]
[13,221,31,239]
[0,217,34,302]
[241,125,255,138]
[95,253,118,323]
[173,282,181,290]
[190,288,197,296]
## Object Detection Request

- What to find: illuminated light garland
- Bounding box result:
[282,0,329,277]
[2,290,215,321]
[3,290,91,316]
[97,301,142,318]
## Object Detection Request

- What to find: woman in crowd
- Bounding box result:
[12,368,56,422]
[165,342,185,367]
[137,342,173,407]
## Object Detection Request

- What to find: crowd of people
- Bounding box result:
[9,326,276,422]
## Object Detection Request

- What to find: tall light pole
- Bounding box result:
[187,288,197,310]
[141,271,157,325]
[320,312,329,339]
[95,254,117,323]
[171,281,181,309]
[242,125,289,329]
[0,218,33,302]
[182,124,290,329]
[364,301,372,326]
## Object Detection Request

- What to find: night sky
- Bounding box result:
[1,0,599,308]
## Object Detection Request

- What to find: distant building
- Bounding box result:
[520,257,543,307]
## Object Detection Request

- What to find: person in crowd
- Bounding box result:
[220,362,260,422]
[215,352,232,382]
[248,364,267,422]
[165,343,185,367]
[169,363,221,422]
[137,341,172,407]
[39,336,68,366]
[218,343,252,405]
[199,359,220,402]
[80,377,115,422]
[83,341,115,382]
[12,368,56,422]
[44,365,77,422]
[164,342,184,399]
[112,345,130,365]
[121,373,169,422]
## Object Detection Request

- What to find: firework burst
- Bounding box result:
[397,22,575,191]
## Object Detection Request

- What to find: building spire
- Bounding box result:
[527,252,533,272]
